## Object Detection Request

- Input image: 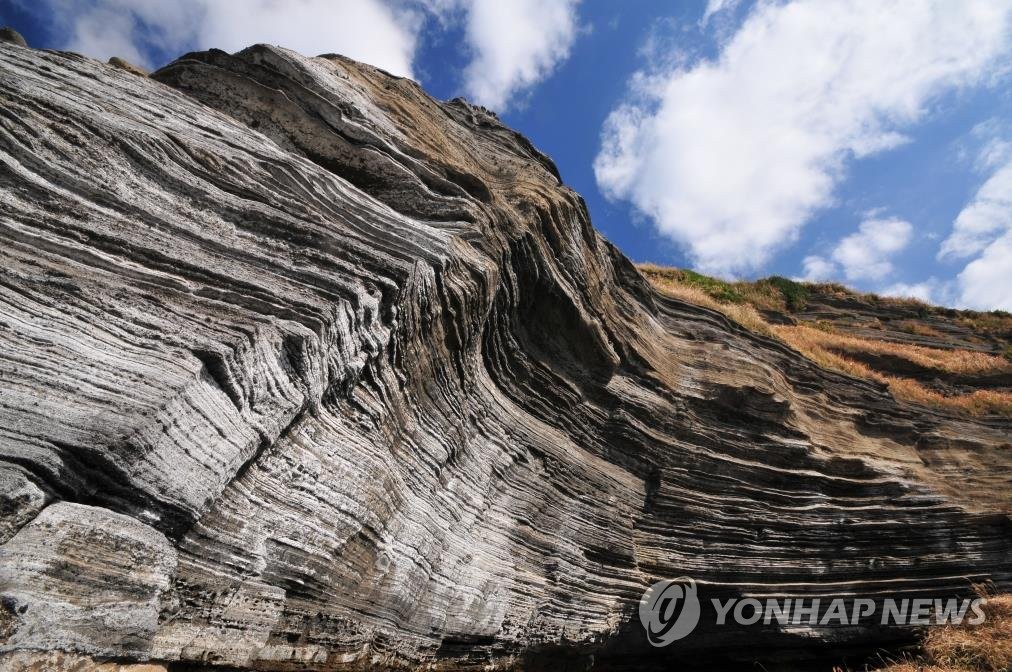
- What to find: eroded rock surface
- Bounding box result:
[0,503,176,657]
[0,42,1009,670]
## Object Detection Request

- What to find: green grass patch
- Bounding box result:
[762,276,809,311]
[676,269,745,303]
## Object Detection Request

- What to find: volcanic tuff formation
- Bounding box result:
[0,37,1009,671]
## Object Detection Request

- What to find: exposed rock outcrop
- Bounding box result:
[0,503,176,656]
[0,28,26,49]
[0,42,1009,670]
[108,57,149,77]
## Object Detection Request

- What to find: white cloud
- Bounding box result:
[47,0,421,76]
[954,231,1012,310]
[200,1,422,77]
[459,0,581,110]
[802,216,913,283]
[41,0,581,110]
[977,136,1012,171]
[594,0,1012,276]
[832,217,913,282]
[880,279,948,304]
[939,161,1012,261]
[701,0,742,27]
[881,282,932,302]
[800,255,836,281]
[59,2,153,67]
[940,143,1012,311]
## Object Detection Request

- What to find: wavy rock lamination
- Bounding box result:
[0,41,1009,670]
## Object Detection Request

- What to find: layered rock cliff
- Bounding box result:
[0,38,1009,671]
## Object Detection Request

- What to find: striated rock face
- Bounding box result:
[0,40,1009,670]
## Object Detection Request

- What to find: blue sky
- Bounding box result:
[3,0,1011,310]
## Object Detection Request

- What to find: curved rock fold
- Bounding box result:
[0,40,1009,670]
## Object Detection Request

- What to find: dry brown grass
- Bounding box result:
[722,302,776,337]
[771,324,882,378]
[736,281,788,312]
[642,268,1012,418]
[649,279,723,311]
[884,380,1012,417]
[650,277,774,337]
[882,294,935,311]
[875,592,1012,672]
[774,326,1012,417]
[870,664,952,672]
[898,320,944,338]
[778,325,1011,375]
[638,263,801,312]
[958,312,1012,335]
[922,593,1012,672]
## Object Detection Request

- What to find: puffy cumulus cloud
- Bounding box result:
[201,1,422,76]
[802,217,913,283]
[940,147,1012,311]
[880,279,951,304]
[594,0,1012,276]
[939,161,1012,261]
[953,231,1012,310]
[459,0,581,111]
[42,0,422,76]
[800,255,836,282]
[36,0,582,109]
[831,218,913,282]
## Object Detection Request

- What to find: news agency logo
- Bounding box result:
[639,576,988,647]
[638,577,701,646]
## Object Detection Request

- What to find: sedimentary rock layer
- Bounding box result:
[0,40,1009,670]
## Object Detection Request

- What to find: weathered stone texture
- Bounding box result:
[0,42,1008,670]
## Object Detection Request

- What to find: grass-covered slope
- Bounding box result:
[638,264,1012,417]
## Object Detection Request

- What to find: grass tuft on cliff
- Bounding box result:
[639,263,808,312]
[871,589,1012,672]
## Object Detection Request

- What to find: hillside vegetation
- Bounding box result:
[638,264,1012,417]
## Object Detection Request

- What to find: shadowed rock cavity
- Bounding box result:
[0,41,1009,670]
